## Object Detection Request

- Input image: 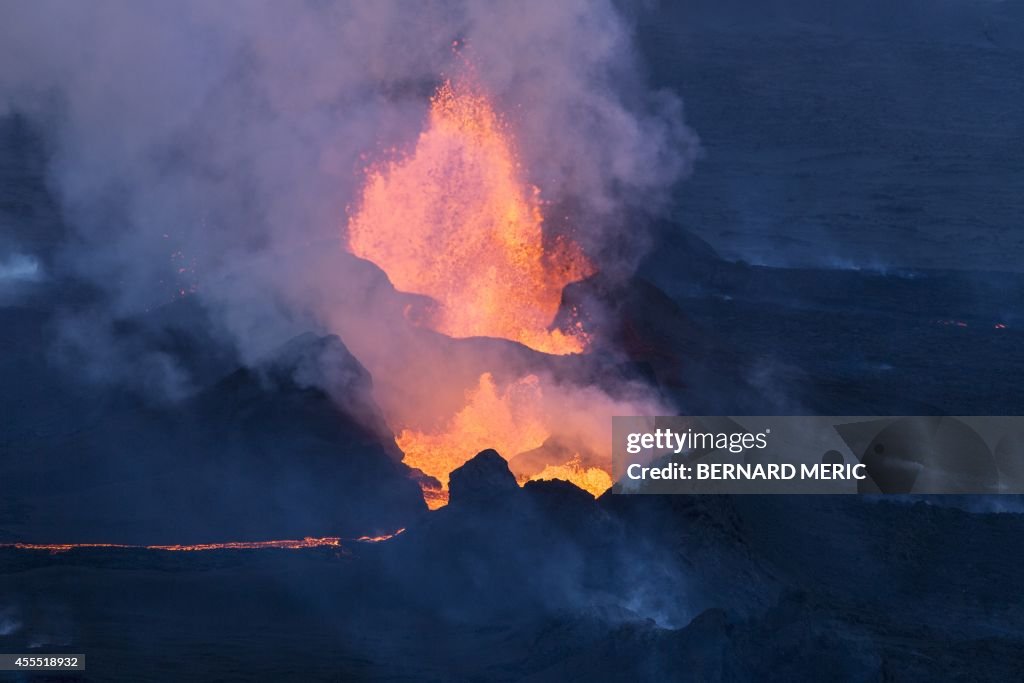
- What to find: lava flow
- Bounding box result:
[5,529,405,554]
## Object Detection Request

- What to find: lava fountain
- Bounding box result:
[347,74,616,508]
[347,77,592,355]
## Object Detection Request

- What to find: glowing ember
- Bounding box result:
[525,454,613,498]
[4,530,405,554]
[397,373,549,508]
[347,78,592,355]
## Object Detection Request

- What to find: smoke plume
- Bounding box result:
[0,0,697,494]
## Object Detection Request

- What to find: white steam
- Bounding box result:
[0,0,696,403]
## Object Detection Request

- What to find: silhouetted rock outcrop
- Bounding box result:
[447,449,519,507]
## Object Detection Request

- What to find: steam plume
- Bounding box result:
[0,1,697,465]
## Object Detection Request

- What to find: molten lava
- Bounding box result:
[5,530,405,554]
[526,454,613,498]
[354,528,406,543]
[346,73,618,507]
[347,78,592,355]
[398,373,549,508]
[397,373,614,507]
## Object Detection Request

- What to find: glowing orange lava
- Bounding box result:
[525,454,613,498]
[347,78,592,355]
[354,528,406,543]
[397,373,615,507]
[346,73,615,508]
[398,373,550,508]
[4,530,405,554]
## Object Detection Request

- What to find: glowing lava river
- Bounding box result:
[3,530,405,554]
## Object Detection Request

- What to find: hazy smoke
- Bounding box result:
[0,0,696,397]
